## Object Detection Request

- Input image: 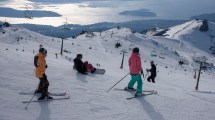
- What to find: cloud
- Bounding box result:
[28,0,144,4]
[0,7,61,18]
[119,9,156,17]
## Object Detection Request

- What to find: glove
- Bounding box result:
[45,65,48,68]
[140,70,143,74]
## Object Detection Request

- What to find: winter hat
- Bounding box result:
[39,48,44,52]
[39,48,47,55]
[133,47,139,53]
[150,61,154,64]
[77,54,83,59]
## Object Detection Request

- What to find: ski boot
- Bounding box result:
[38,95,53,100]
[124,86,135,91]
[38,94,46,100]
[46,95,53,99]
[135,92,144,97]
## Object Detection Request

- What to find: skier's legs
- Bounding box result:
[128,74,137,88]
[151,75,156,83]
[147,75,152,82]
[37,81,43,93]
[87,63,96,73]
[39,74,49,96]
[136,74,143,94]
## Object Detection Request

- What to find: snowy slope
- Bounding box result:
[0,24,215,120]
[161,20,215,56]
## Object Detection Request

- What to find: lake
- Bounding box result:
[0,0,214,26]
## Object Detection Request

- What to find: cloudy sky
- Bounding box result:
[0,0,215,26]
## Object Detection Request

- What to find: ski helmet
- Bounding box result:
[39,48,44,53]
[77,54,83,59]
[39,48,47,55]
[133,47,139,53]
[150,61,154,64]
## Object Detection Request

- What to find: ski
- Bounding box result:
[114,88,136,91]
[22,96,70,103]
[126,91,157,100]
[19,91,67,96]
[114,88,155,92]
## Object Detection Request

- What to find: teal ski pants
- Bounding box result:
[128,74,143,94]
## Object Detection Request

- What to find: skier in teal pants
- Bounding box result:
[125,47,144,96]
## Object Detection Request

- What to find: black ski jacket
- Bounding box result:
[149,64,156,76]
[73,58,87,74]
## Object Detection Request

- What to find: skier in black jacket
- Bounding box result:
[147,61,157,83]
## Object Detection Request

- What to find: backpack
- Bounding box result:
[34,55,38,67]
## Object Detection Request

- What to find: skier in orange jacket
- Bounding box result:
[35,48,52,100]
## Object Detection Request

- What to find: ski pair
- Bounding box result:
[126,91,157,100]
[19,91,67,96]
[22,96,70,103]
[113,88,157,100]
[114,88,155,92]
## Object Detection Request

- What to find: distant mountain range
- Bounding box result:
[0,7,61,18]
[16,20,187,38]
[191,13,215,23]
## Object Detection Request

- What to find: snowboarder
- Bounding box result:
[73,54,96,74]
[146,61,157,83]
[125,47,144,96]
[35,48,53,100]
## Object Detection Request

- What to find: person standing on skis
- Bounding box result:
[35,48,52,100]
[147,61,156,83]
[125,47,144,96]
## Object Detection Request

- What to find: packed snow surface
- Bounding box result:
[0,20,215,120]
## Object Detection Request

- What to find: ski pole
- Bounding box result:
[25,89,37,110]
[106,73,129,93]
[143,72,148,81]
[25,69,38,110]
[25,83,39,110]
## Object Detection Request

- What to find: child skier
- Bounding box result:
[146,61,157,83]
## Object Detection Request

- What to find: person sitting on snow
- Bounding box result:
[73,54,96,74]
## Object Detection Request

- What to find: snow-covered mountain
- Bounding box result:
[0,21,215,120]
[16,19,187,38]
[154,19,215,56]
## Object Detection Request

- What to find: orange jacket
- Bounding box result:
[35,53,46,78]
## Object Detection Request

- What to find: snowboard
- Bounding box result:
[93,68,105,75]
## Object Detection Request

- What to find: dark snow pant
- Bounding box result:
[38,74,49,96]
[147,75,156,83]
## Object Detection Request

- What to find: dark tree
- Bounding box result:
[199,19,208,32]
